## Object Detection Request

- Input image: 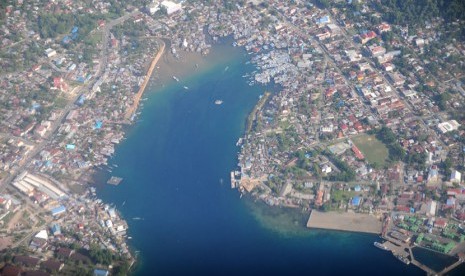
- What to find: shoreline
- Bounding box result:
[124,39,166,122]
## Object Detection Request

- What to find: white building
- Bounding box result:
[147,1,160,15]
[44,48,57,58]
[161,1,182,15]
[427,200,437,217]
[451,170,462,183]
[437,120,460,134]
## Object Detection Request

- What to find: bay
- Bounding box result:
[94,42,429,275]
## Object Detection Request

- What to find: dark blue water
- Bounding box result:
[95,43,428,275]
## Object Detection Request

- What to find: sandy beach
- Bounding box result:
[124,39,166,121]
[307,210,382,234]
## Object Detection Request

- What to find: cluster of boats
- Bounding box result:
[373,242,410,265]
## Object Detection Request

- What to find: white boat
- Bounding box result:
[172,76,180,82]
[215,100,223,105]
[396,254,410,265]
[183,86,189,90]
[374,242,389,251]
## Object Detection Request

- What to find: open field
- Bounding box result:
[352,134,389,166]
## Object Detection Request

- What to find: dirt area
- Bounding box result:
[0,236,13,250]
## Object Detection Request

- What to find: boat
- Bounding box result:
[132,217,143,220]
[215,100,223,105]
[374,242,389,251]
[183,86,189,90]
[395,254,410,265]
[172,76,180,82]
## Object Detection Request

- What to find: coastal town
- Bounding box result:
[0,0,464,275]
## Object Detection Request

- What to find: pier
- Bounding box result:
[379,234,465,275]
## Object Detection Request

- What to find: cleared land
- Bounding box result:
[307,210,382,234]
[352,134,389,166]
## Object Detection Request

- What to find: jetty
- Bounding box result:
[124,39,166,122]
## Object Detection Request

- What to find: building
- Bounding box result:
[94,269,109,276]
[352,196,361,206]
[451,170,462,183]
[161,1,182,15]
[44,48,56,58]
[147,1,160,14]
[427,200,437,217]
[30,230,48,250]
[41,259,64,273]
[50,223,61,236]
[51,205,66,216]
[437,120,460,134]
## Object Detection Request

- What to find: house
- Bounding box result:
[52,77,68,92]
[434,218,447,229]
[321,164,332,174]
[41,259,64,273]
[358,31,377,44]
[377,23,391,34]
[56,248,74,259]
[316,15,330,26]
[29,230,48,250]
[13,256,40,268]
[352,196,361,206]
[1,264,22,276]
[367,45,386,57]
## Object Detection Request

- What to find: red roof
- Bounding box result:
[352,145,365,160]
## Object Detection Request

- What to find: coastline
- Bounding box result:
[124,39,166,122]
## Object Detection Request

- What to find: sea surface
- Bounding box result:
[95,42,464,275]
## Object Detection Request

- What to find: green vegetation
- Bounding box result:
[323,151,356,182]
[89,244,113,265]
[38,13,75,39]
[375,126,406,163]
[331,189,356,203]
[375,0,465,27]
[352,134,389,167]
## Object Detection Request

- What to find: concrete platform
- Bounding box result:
[307,210,382,234]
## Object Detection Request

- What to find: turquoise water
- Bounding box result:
[93,43,456,275]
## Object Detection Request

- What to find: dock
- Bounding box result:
[107,176,123,185]
[377,234,465,275]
